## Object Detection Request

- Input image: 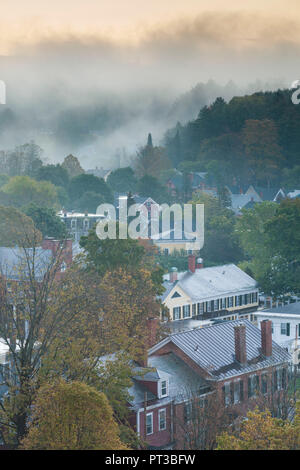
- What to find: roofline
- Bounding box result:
[148,336,171,356]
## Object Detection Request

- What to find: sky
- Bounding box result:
[1,1,300,166]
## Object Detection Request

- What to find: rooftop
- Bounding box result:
[256,302,300,317]
[161,264,257,302]
[149,320,290,381]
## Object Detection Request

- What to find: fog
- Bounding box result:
[0,11,298,169]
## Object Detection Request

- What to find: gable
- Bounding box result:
[171,291,182,299]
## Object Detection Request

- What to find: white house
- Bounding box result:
[254,302,300,367]
[160,255,259,323]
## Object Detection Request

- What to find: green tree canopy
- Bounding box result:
[0,205,42,247]
[2,175,58,208]
[35,164,69,188]
[107,167,137,193]
[23,204,67,239]
[69,174,113,204]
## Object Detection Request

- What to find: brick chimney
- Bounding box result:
[196,257,203,269]
[188,254,196,273]
[170,267,178,283]
[139,317,159,367]
[234,323,247,365]
[261,320,272,357]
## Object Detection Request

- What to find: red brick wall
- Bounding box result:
[138,403,172,448]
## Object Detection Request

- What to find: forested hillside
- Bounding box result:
[164,89,300,188]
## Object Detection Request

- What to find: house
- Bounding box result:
[58,210,105,242]
[153,229,200,255]
[160,256,259,323]
[130,319,290,449]
[287,189,300,199]
[0,238,73,282]
[86,166,112,181]
[254,302,300,368]
[230,193,262,215]
[245,186,286,203]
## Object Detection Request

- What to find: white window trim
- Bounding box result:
[160,379,169,398]
[146,412,153,435]
[158,408,167,431]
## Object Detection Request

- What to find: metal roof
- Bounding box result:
[149,320,290,381]
[257,302,300,316]
[161,264,257,302]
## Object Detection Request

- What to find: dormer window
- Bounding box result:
[61,261,67,272]
[160,379,168,398]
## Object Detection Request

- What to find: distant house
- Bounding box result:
[160,256,259,323]
[254,302,300,368]
[129,318,290,449]
[245,186,286,202]
[0,238,73,282]
[86,166,112,181]
[58,210,105,242]
[287,189,300,199]
[230,193,262,215]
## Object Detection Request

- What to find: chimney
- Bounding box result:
[170,267,178,283]
[234,323,247,365]
[196,257,203,269]
[188,254,196,273]
[139,317,159,367]
[261,320,272,357]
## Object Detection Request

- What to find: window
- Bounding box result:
[71,219,76,228]
[262,374,268,394]
[160,380,168,398]
[214,299,219,311]
[221,298,226,309]
[146,413,153,435]
[164,248,169,255]
[84,219,89,229]
[228,297,233,308]
[192,304,196,316]
[184,402,192,423]
[239,380,244,402]
[158,409,166,431]
[183,305,190,319]
[197,303,204,315]
[273,370,278,392]
[281,368,287,390]
[248,375,258,398]
[281,323,290,336]
[235,296,240,307]
[173,307,181,321]
[234,381,241,404]
[298,324,300,338]
[223,382,231,406]
[60,261,67,272]
[171,291,181,299]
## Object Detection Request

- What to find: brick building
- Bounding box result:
[129,319,290,449]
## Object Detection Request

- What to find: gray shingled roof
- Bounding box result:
[161,264,257,302]
[149,320,290,381]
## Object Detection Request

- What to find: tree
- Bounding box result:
[191,192,243,264]
[0,174,9,188]
[73,191,107,213]
[21,380,127,450]
[216,404,300,450]
[97,267,161,362]
[35,164,69,188]
[242,119,284,186]
[79,226,146,278]
[0,205,42,247]
[107,167,137,193]
[5,141,44,177]
[23,204,67,239]
[175,390,231,450]
[134,135,171,179]
[68,174,113,204]
[2,175,58,208]
[0,243,101,445]
[137,175,169,203]
[62,154,84,179]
